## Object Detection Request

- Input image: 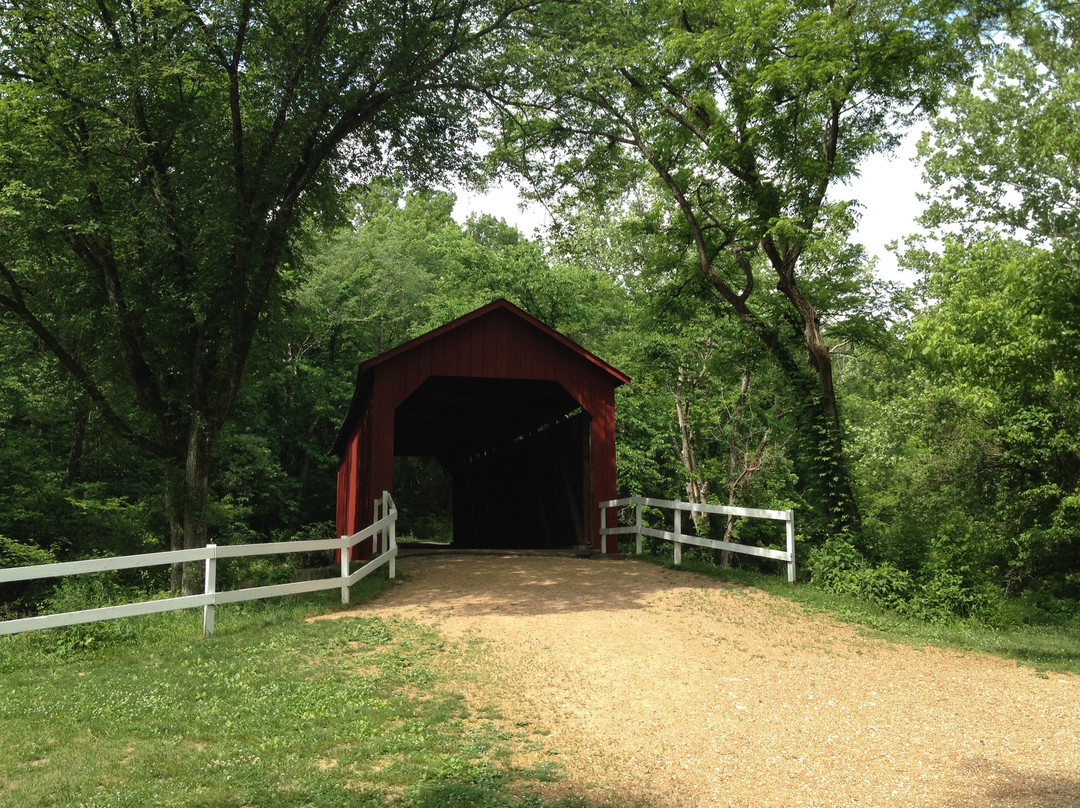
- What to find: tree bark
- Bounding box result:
[62,400,91,490]
[164,415,214,594]
[165,464,186,594]
[673,365,710,534]
[182,415,212,593]
[771,261,860,534]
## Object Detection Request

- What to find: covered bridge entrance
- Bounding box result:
[331,300,629,555]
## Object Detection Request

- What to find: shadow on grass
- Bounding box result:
[0,576,620,808]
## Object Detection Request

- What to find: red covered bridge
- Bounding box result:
[331,299,629,555]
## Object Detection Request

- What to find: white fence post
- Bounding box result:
[203,544,217,638]
[340,535,350,604]
[673,507,683,565]
[634,501,643,555]
[373,498,381,555]
[786,510,796,583]
[600,506,607,554]
[593,496,795,581]
[387,492,397,579]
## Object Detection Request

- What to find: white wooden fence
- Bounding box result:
[0,492,398,639]
[599,496,796,582]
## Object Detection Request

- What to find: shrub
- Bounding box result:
[0,534,56,568]
[40,571,146,654]
[0,535,58,618]
[805,536,867,595]
[217,521,337,590]
[853,563,915,612]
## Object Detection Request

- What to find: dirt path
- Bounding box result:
[336,554,1080,807]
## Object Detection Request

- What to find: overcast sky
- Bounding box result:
[841,128,927,284]
[452,129,929,286]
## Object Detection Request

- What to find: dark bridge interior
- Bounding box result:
[394,376,588,549]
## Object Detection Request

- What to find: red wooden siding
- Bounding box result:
[333,300,628,553]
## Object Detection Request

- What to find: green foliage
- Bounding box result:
[0,535,56,618]
[214,522,339,591]
[844,236,1080,614]
[489,0,1002,533]
[863,7,1080,615]
[922,8,1080,240]
[805,537,869,593]
[4,0,1075,635]
[0,0,533,590]
[548,203,805,527]
[38,573,146,655]
[807,530,1011,626]
[0,534,54,569]
[837,240,1079,624]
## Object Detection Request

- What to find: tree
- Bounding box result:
[627,291,797,560]
[490,0,996,534]
[841,236,1080,614]
[877,3,1080,603]
[0,312,156,600]
[922,2,1080,244]
[0,0,535,591]
[912,238,1080,595]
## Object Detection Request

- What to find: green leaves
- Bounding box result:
[490,0,1003,533]
[922,6,1080,241]
[844,233,1080,607]
[0,0,533,571]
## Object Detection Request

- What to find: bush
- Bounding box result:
[805,536,867,595]
[853,563,915,612]
[217,521,337,590]
[0,534,56,568]
[0,535,58,618]
[40,572,147,654]
[806,535,1003,623]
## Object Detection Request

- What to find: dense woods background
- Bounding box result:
[1,0,1077,627]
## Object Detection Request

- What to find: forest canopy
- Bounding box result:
[1,0,1077,627]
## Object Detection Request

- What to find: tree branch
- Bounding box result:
[0,260,170,459]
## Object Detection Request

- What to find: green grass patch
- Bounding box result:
[0,575,599,808]
[642,555,1080,676]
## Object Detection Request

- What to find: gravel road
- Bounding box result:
[336,554,1080,808]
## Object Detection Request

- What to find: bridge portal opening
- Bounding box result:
[393,377,588,550]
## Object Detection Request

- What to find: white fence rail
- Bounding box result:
[0,492,398,639]
[599,496,795,583]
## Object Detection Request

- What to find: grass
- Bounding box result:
[0,572,597,808]
[646,554,1080,677]
[6,551,1078,807]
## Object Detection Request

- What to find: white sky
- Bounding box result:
[841,128,927,284]
[452,129,928,285]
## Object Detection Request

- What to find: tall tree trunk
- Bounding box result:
[706,277,859,536]
[293,415,321,513]
[774,269,860,535]
[673,365,710,534]
[767,100,861,536]
[62,399,91,490]
[165,416,214,594]
[182,415,212,594]
[165,463,186,594]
